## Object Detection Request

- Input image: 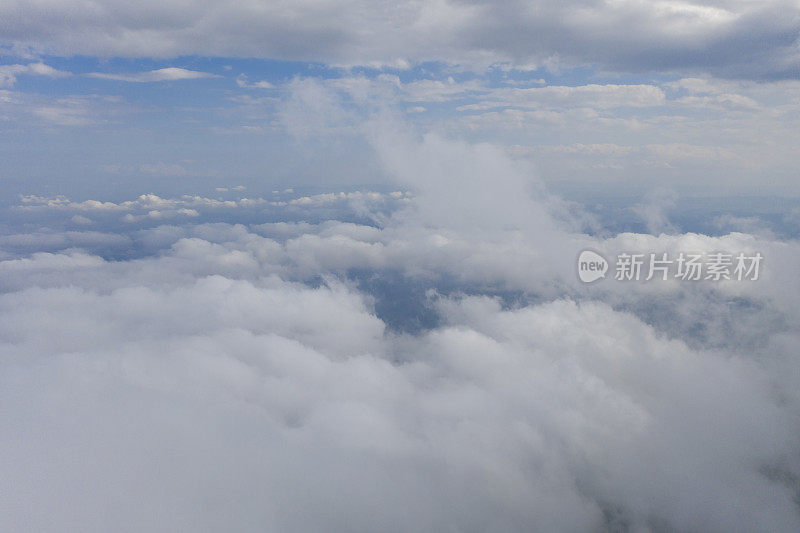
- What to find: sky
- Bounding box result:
[2,1,800,532]
[2,0,800,198]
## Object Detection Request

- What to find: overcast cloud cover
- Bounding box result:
[2,2,800,532]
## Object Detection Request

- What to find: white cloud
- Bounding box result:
[0,231,132,253]
[87,67,218,83]
[70,214,92,225]
[631,187,679,234]
[0,62,69,87]
[1,232,799,531]
[399,77,484,102]
[461,84,667,111]
[0,92,126,127]
[3,78,800,532]
[32,104,94,126]
[263,73,800,192]
[288,190,402,207]
[236,74,274,89]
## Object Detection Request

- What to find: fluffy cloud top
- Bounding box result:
[2,57,800,531]
[2,214,799,531]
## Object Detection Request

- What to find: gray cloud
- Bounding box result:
[2,1,798,78]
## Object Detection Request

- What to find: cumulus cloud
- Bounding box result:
[69,214,92,225]
[16,190,408,222]
[18,192,263,212]
[2,76,800,532]
[1,221,799,531]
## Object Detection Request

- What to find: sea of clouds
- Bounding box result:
[2,115,800,532]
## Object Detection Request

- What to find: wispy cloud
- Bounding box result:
[0,62,70,87]
[139,162,189,176]
[236,74,274,89]
[87,67,219,83]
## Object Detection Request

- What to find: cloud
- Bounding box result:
[0,230,132,255]
[631,187,679,235]
[32,104,94,126]
[459,84,667,111]
[259,72,800,192]
[139,161,189,176]
[0,92,126,126]
[1,231,799,531]
[236,74,274,89]
[0,62,69,87]
[288,190,406,208]
[3,75,800,532]
[70,214,92,225]
[16,190,408,216]
[2,1,798,78]
[87,67,218,83]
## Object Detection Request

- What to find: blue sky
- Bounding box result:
[3,53,799,201]
[2,0,799,201]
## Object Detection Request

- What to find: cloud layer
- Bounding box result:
[3,0,799,77]
[2,123,800,531]
[2,226,799,532]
